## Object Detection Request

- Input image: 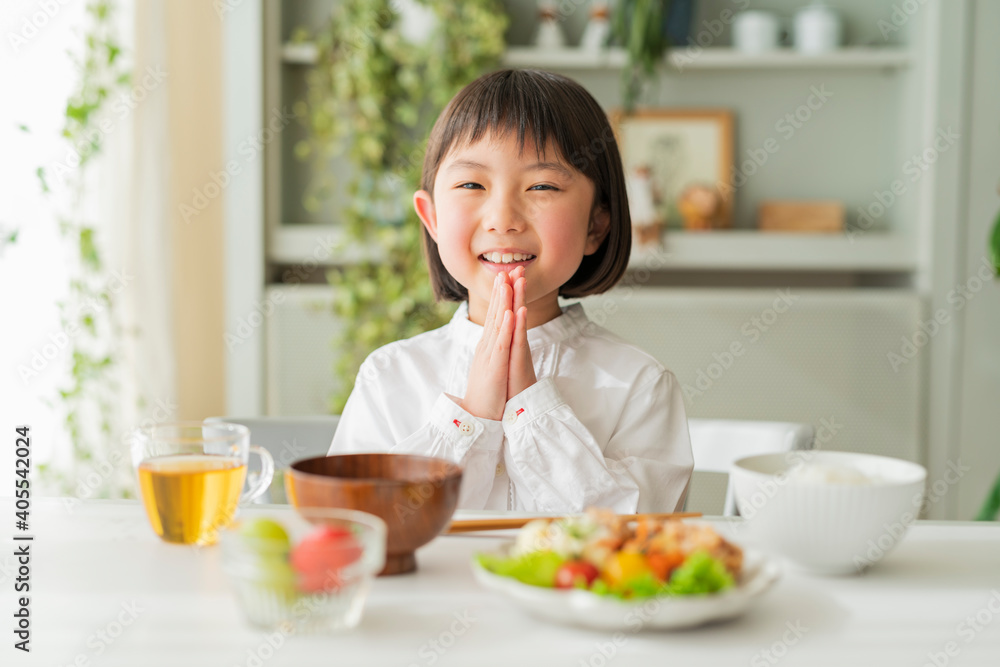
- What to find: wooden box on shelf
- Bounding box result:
[757,200,845,233]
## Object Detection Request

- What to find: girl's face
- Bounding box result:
[414,131,609,327]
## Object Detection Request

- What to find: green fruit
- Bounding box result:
[240,518,291,547]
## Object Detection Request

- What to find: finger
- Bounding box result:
[512,306,529,362]
[512,276,526,315]
[507,306,529,398]
[486,282,510,352]
[495,280,512,331]
[508,265,524,285]
[492,309,514,365]
[483,273,502,332]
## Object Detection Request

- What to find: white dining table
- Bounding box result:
[4,498,1000,666]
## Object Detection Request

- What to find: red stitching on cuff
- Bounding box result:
[515,408,524,416]
[453,419,461,428]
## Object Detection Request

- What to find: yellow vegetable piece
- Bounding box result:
[601,551,652,589]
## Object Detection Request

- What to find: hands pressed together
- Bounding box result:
[461,266,537,421]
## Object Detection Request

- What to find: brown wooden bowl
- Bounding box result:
[285,453,463,575]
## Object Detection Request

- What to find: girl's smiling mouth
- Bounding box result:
[478,251,536,270]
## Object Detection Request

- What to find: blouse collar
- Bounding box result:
[449,301,591,349]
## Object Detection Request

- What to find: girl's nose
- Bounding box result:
[484,194,527,233]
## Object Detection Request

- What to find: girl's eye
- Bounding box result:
[529,184,558,191]
[458,182,484,190]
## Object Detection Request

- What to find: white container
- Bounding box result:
[793,1,842,54]
[732,11,782,53]
[731,451,927,575]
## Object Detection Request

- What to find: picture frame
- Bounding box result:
[610,109,734,236]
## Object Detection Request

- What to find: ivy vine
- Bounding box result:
[34,0,134,498]
[293,0,507,412]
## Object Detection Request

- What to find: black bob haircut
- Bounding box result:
[419,69,631,302]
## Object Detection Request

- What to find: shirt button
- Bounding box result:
[459,422,474,435]
[505,412,518,424]
[495,463,505,477]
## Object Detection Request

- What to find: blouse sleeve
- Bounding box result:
[501,372,693,513]
[329,364,506,509]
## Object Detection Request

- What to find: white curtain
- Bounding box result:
[0,0,176,496]
[101,0,177,488]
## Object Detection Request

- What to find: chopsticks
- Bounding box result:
[445,512,702,534]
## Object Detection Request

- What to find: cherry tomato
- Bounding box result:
[290,526,363,593]
[554,561,600,589]
[601,551,652,589]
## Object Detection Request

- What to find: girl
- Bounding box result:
[330,69,693,513]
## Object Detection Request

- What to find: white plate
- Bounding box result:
[472,548,781,631]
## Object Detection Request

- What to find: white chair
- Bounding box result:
[688,418,816,516]
[206,416,340,502]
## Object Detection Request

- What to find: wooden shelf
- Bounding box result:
[272,225,915,272]
[628,230,916,272]
[282,42,912,71]
[505,46,913,71]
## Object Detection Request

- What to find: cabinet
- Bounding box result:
[224,0,980,517]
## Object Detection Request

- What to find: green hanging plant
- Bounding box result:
[32,0,134,498]
[294,0,507,412]
[611,0,674,113]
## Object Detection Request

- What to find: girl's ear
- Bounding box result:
[584,206,611,255]
[414,190,438,240]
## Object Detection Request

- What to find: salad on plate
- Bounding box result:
[476,509,743,599]
[472,510,779,630]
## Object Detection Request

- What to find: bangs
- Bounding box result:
[420,69,632,302]
[423,70,591,192]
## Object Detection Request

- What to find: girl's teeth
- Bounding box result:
[485,252,533,264]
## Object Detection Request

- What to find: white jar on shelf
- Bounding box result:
[579,2,611,52]
[793,1,843,54]
[732,11,782,53]
[534,1,566,50]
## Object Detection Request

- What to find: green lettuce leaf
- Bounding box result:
[666,551,735,595]
[477,551,566,588]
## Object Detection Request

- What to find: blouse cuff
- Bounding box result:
[431,393,504,450]
[502,377,565,434]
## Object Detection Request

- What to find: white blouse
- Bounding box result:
[329,302,693,513]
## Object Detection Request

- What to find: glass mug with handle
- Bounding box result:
[131,422,274,545]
